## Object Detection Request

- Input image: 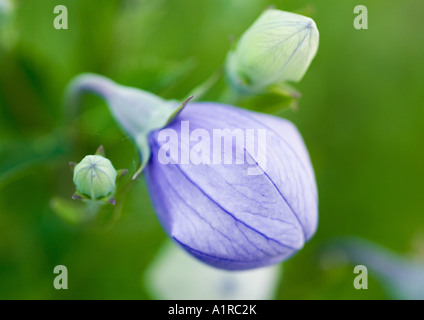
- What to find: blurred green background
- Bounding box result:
[1,0,423,299]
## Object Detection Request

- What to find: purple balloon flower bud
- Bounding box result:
[145,103,318,270]
[68,74,318,270]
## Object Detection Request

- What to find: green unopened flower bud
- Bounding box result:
[226,9,319,94]
[73,155,117,200]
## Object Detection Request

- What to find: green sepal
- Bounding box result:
[117,169,128,181]
[95,145,105,157]
[229,82,301,115]
[166,95,193,125]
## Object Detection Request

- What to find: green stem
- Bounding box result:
[218,85,241,105]
[188,67,224,102]
[85,200,102,220]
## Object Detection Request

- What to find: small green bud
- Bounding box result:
[226,9,319,94]
[73,155,117,201]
